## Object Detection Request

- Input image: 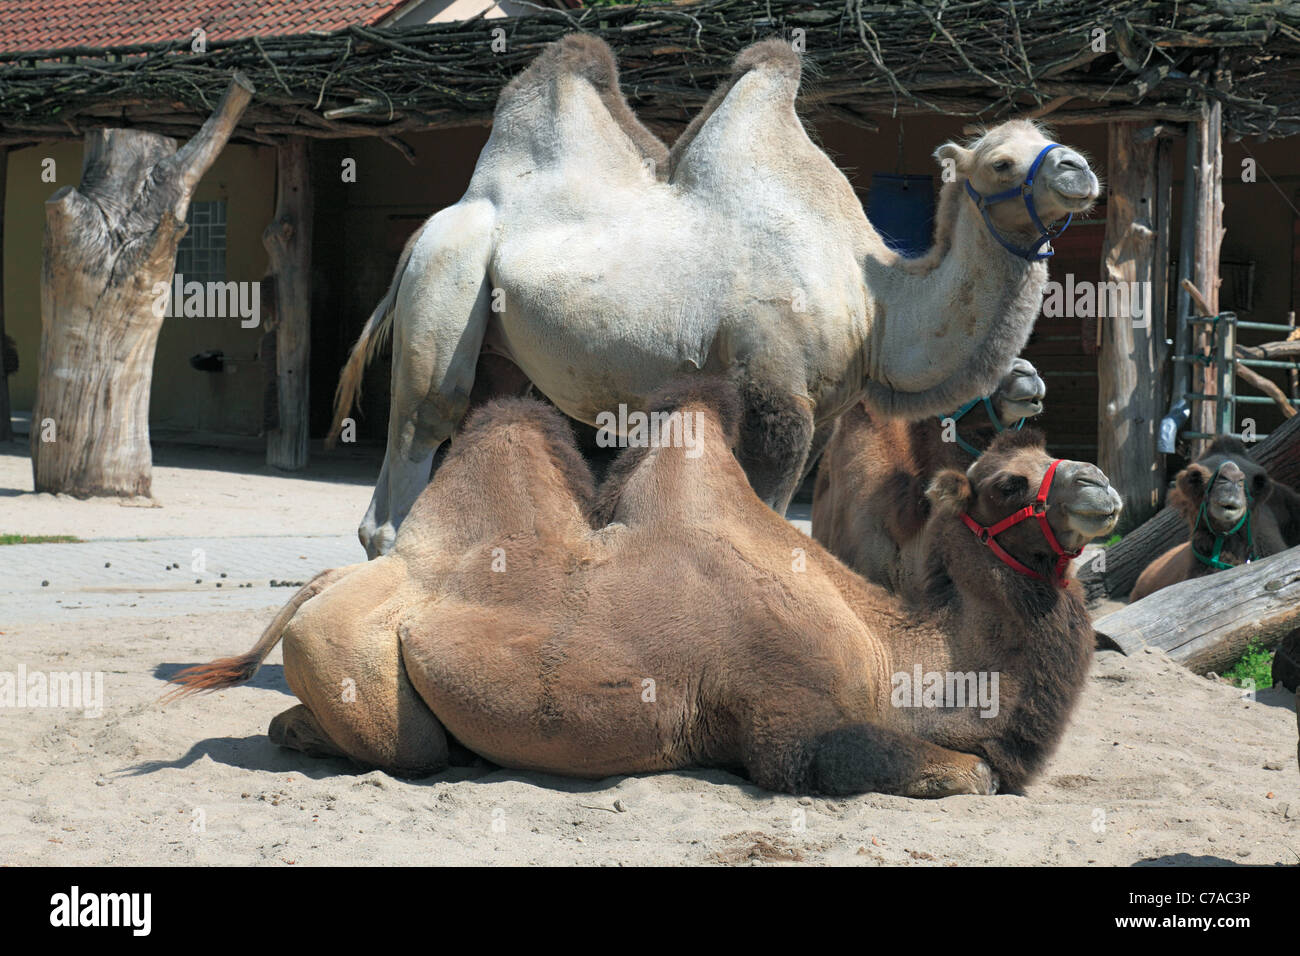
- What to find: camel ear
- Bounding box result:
[1169,463,1209,519]
[1250,469,1272,502]
[934,142,972,173]
[926,469,972,514]
[1176,463,1209,499]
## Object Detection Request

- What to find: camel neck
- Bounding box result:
[856,190,1048,417]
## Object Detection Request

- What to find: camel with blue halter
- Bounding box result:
[811,358,1046,598]
[1129,436,1300,602]
[323,34,1100,558]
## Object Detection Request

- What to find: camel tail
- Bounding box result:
[325,221,428,448]
[324,298,394,448]
[160,573,334,704]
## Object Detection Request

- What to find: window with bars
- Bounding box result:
[174,200,227,283]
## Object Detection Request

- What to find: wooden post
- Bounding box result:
[32,75,253,496]
[264,138,312,471]
[1098,123,1165,530]
[0,145,12,443]
[1189,99,1225,457]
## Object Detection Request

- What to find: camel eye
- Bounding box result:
[992,159,1013,173]
[993,475,1028,499]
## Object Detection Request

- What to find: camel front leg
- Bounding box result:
[752,722,998,797]
[734,377,815,516]
[359,200,497,558]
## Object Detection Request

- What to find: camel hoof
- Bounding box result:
[360,522,397,559]
[972,760,999,796]
[268,704,346,760]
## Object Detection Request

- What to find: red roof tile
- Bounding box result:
[0,1,412,53]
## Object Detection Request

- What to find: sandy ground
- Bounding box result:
[1,616,1294,866]
[1,439,1298,865]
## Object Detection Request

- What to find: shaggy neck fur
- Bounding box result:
[913,505,1094,791]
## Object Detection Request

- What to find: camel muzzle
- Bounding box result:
[964,143,1079,261]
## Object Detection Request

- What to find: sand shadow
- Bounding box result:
[1132,853,1291,866]
[1252,685,1298,713]
[117,734,357,779]
[120,726,761,797]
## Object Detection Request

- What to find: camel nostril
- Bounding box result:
[1056,156,1084,171]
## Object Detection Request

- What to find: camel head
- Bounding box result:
[1172,438,1271,535]
[928,430,1121,583]
[935,120,1099,256]
[987,357,1046,426]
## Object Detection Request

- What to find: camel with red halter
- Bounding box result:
[167,383,1120,797]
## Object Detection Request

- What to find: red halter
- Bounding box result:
[959,458,1080,587]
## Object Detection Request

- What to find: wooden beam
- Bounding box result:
[1098,123,1166,530]
[263,137,312,471]
[1093,546,1300,675]
[0,145,11,443]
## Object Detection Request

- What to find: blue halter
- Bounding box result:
[964,143,1073,261]
[942,395,1026,458]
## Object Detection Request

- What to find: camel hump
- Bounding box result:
[500,34,619,105]
[731,37,802,84]
[591,376,743,528]
[454,396,597,513]
[496,34,668,173]
[540,33,620,90]
[668,38,801,175]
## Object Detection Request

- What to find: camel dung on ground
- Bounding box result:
[325,33,1099,557]
[167,382,1120,798]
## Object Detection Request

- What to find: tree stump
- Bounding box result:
[31,74,253,497]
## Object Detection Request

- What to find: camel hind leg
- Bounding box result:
[277,558,450,775]
[269,704,350,761]
[360,200,497,558]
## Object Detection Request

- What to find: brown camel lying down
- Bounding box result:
[1129,436,1300,602]
[166,382,1120,797]
[811,358,1046,596]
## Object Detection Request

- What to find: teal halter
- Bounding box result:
[942,395,1026,458]
[1191,462,1255,571]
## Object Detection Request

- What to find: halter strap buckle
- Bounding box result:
[964,143,1073,261]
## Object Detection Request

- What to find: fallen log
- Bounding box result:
[1078,409,1300,601]
[1093,545,1300,675]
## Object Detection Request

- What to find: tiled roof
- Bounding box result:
[0,1,411,53]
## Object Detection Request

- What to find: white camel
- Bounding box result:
[330,35,1099,557]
